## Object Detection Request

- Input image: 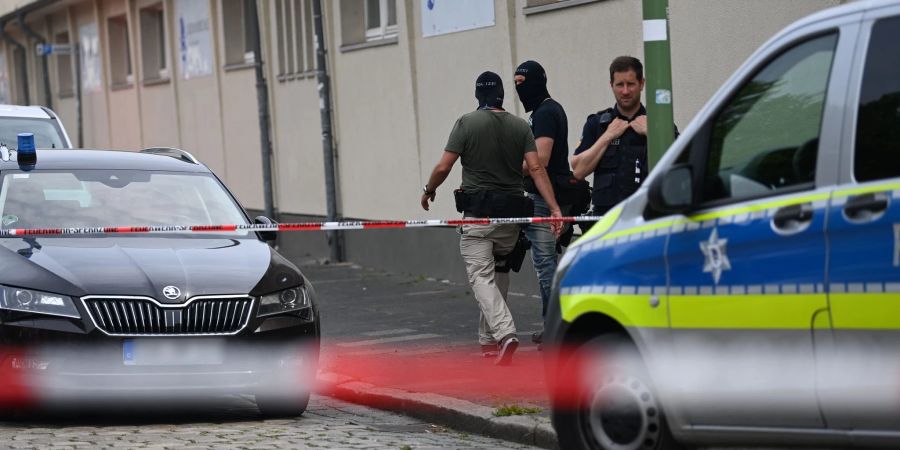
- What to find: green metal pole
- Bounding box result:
[642,0,675,168]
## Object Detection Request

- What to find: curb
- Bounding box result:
[317,372,558,449]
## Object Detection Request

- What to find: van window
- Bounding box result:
[855,16,900,182]
[702,33,837,204]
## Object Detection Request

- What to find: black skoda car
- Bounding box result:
[0,148,319,416]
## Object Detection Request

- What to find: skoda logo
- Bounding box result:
[162,286,181,300]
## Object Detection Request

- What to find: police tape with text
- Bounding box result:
[0,216,605,236]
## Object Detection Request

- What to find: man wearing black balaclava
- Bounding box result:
[515,60,583,348]
[420,71,562,365]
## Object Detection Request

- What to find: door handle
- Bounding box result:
[772,203,813,234]
[843,192,889,222]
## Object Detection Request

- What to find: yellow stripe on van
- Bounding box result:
[832,182,900,198]
[602,219,677,241]
[574,206,623,244]
[577,193,830,246]
[560,293,668,327]
[669,294,827,329]
[829,294,900,329]
[688,193,830,223]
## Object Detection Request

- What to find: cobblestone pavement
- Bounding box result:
[0,394,540,449]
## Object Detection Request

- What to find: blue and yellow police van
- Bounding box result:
[546,1,900,449]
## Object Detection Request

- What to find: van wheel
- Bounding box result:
[255,391,310,417]
[552,335,683,450]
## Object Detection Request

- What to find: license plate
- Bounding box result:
[123,338,225,366]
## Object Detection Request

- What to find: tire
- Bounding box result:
[552,335,683,450]
[254,336,319,417]
[255,390,310,417]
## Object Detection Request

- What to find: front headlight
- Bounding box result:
[0,286,80,318]
[257,285,311,317]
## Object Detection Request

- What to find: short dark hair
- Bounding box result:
[609,56,643,82]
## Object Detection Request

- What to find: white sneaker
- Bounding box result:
[495,334,519,366]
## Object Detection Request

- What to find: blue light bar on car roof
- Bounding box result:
[17,132,36,165]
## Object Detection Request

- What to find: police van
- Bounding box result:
[546,1,900,449]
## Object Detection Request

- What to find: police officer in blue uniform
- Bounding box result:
[572,56,667,214]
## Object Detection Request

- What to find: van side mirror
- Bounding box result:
[648,164,694,214]
[254,216,277,242]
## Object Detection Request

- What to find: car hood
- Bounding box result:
[0,236,276,302]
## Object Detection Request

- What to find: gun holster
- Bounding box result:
[454,189,534,218]
[495,230,531,273]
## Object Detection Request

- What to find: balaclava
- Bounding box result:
[475,71,504,110]
[515,60,550,113]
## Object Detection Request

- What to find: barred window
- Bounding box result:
[275,0,315,81]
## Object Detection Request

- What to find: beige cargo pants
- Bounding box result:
[459,222,519,346]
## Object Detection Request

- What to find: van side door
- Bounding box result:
[664,29,848,429]
[817,9,900,434]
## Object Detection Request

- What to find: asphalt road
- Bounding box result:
[309,261,545,350]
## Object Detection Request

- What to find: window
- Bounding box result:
[223,0,256,66]
[855,16,900,182]
[107,15,133,87]
[0,53,9,104]
[0,118,65,149]
[523,0,602,15]
[139,3,168,81]
[275,0,315,80]
[0,171,248,231]
[339,0,397,50]
[365,0,397,41]
[54,31,74,96]
[526,0,566,6]
[12,47,27,103]
[701,33,837,204]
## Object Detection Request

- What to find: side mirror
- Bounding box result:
[648,164,694,214]
[254,216,277,242]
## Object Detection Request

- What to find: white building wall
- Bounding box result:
[669,0,844,129]
[330,1,421,220]
[0,0,850,221]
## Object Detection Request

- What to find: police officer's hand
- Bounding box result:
[630,116,648,136]
[421,191,436,211]
[549,208,563,238]
[602,117,631,142]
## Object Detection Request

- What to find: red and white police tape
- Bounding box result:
[0,216,605,236]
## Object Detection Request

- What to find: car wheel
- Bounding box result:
[255,391,310,417]
[552,335,683,450]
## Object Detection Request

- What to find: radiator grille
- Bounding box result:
[84,297,253,336]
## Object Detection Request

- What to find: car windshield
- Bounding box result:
[0,117,66,149]
[0,170,249,233]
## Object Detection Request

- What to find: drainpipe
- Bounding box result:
[18,11,52,109]
[74,42,83,147]
[0,20,30,105]
[248,0,276,224]
[312,0,343,263]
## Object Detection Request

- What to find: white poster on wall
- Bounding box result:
[421,0,495,37]
[175,0,213,79]
[0,53,10,104]
[79,23,102,92]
